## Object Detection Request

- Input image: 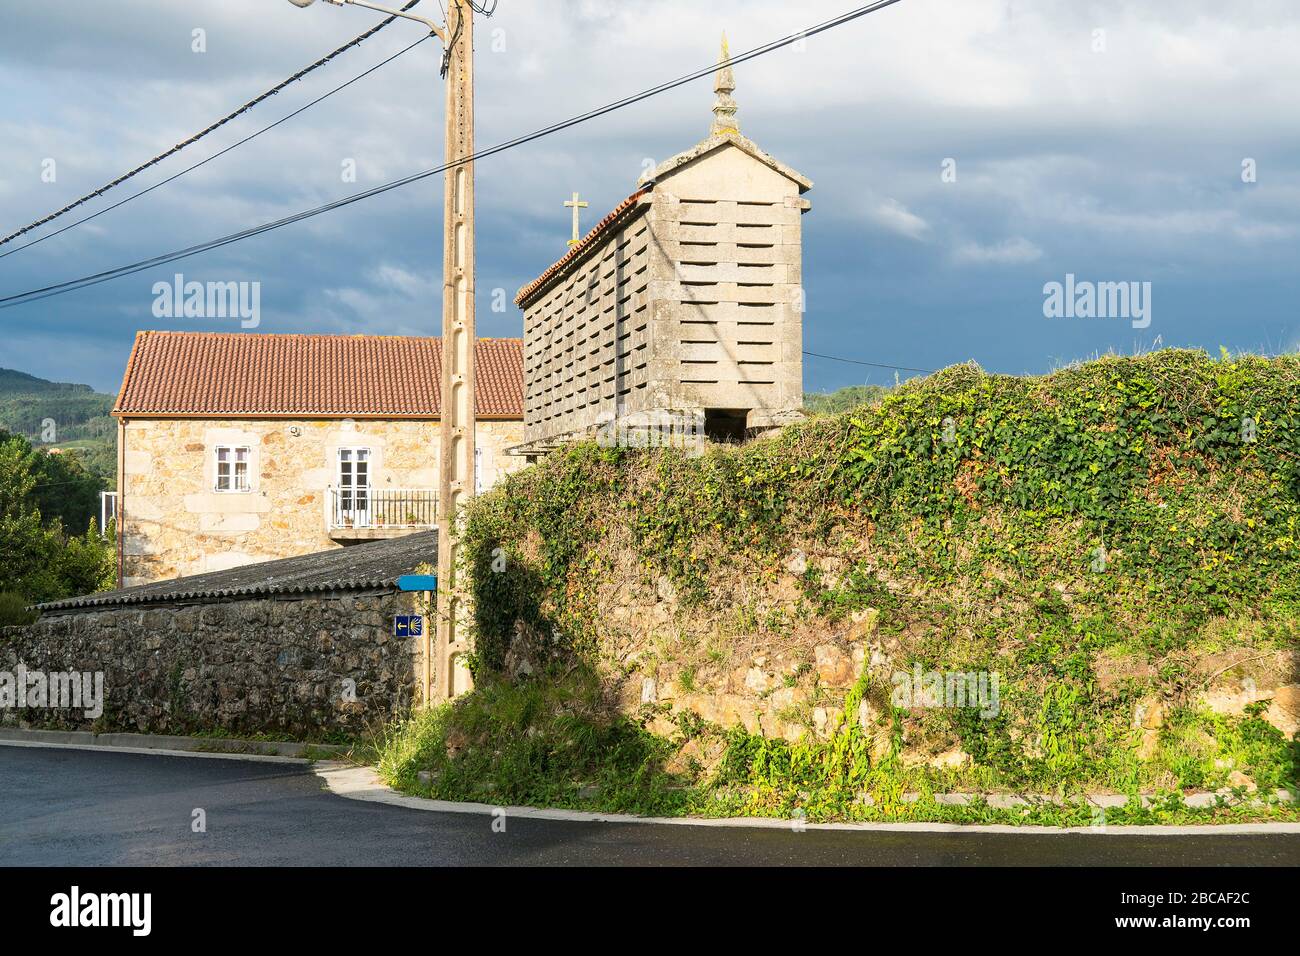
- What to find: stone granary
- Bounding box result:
[512,38,811,455]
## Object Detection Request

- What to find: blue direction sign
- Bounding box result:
[396,574,437,592]
[394,614,424,638]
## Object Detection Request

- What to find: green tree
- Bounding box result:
[0,428,115,616]
[30,444,106,534]
[804,383,892,416]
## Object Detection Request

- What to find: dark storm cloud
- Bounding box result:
[1,0,1297,394]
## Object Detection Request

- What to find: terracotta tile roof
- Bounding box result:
[113,332,523,419]
[515,187,650,307]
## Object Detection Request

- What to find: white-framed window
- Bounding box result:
[337,447,371,524]
[215,445,252,492]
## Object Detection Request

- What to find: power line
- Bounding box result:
[0,0,907,311]
[801,350,935,374]
[0,0,428,250]
[0,35,431,261]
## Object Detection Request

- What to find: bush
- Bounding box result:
[378,666,691,815]
[0,591,36,627]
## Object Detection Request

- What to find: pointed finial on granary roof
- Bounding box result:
[710,32,740,137]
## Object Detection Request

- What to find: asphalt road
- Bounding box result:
[1,746,1296,866]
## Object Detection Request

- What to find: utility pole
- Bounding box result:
[435,0,477,702]
[286,0,477,704]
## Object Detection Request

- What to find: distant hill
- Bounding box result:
[0,367,100,396]
[0,367,116,482]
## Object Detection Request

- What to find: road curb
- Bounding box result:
[0,737,311,764]
[311,762,1300,834]
[0,727,345,760]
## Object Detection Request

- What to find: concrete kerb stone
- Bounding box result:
[0,728,97,747]
[314,762,1299,833]
[0,727,347,758]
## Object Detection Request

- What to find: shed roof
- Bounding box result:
[37,531,438,614]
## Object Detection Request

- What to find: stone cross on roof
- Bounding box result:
[563,191,589,246]
[710,32,740,137]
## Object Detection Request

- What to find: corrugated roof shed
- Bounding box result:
[38,531,438,614]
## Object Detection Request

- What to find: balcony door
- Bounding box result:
[337,447,371,527]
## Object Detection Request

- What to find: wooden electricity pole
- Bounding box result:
[290,0,476,705]
[434,0,476,702]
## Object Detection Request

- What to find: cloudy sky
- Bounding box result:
[1,0,1297,395]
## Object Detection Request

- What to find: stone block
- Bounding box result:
[1266,685,1299,737]
[814,644,854,688]
[767,686,802,713]
[744,667,772,694]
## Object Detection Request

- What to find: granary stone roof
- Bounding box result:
[113,331,524,420]
[636,130,813,193]
[513,188,651,307]
[512,133,811,312]
[514,36,810,310]
[36,531,438,614]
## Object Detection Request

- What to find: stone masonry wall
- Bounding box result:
[0,591,424,739]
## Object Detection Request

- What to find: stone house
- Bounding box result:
[4,532,441,737]
[111,331,524,586]
[512,39,811,454]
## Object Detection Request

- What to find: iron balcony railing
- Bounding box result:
[328,487,437,530]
